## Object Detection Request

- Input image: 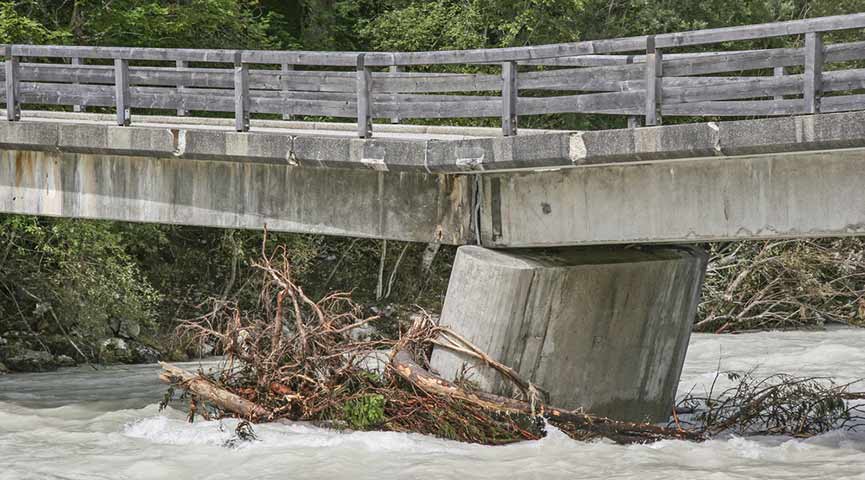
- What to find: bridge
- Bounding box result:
[2,13,865,422]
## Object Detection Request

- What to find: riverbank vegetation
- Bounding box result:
[3,0,865,372]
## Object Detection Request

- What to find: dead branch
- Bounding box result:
[159,362,271,419]
[390,349,703,444]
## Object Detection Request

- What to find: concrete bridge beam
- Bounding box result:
[430,245,708,422]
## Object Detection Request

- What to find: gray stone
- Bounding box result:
[100,337,132,364]
[130,343,161,364]
[5,349,57,372]
[55,354,76,367]
[110,318,141,339]
[429,245,707,423]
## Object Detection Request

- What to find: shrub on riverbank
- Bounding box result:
[697,239,865,333]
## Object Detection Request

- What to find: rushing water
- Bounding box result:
[1,329,865,480]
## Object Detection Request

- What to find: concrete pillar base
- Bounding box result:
[429,245,708,423]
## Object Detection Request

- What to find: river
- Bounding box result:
[1,329,864,479]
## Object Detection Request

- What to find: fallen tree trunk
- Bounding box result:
[390,350,704,444]
[158,362,271,420]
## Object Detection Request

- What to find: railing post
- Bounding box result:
[4,45,20,121]
[502,61,517,136]
[356,53,372,138]
[626,55,639,128]
[389,65,401,124]
[234,51,249,132]
[176,60,187,116]
[644,35,662,126]
[114,58,130,126]
[281,63,294,121]
[72,57,84,113]
[804,32,824,114]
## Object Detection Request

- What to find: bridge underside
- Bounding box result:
[481,147,865,247]
[0,148,473,243]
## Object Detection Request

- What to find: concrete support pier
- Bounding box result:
[429,245,708,422]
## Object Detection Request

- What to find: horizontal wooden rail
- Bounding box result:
[1,13,864,135]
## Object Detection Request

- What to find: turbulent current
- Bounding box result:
[1,329,865,479]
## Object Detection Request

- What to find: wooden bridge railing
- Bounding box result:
[1,13,865,137]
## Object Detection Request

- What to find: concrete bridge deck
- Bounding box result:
[2,109,865,247]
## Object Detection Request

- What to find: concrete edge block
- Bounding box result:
[573,123,720,165]
[56,123,175,157]
[0,121,60,152]
[718,111,865,156]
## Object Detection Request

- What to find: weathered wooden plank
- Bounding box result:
[804,32,824,114]
[114,58,130,126]
[16,80,496,108]
[356,54,372,137]
[501,61,517,136]
[518,91,644,116]
[3,47,19,121]
[822,93,865,113]
[8,14,865,69]
[518,50,756,66]
[518,65,641,91]
[661,98,805,116]
[518,41,865,67]
[372,98,501,119]
[18,85,359,116]
[372,71,501,93]
[662,73,800,104]
[234,52,249,132]
[661,69,865,104]
[13,45,235,63]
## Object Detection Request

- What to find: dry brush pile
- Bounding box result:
[698,239,865,333]
[159,242,865,446]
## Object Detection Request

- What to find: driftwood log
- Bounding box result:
[390,350,704,443]
[158,362,271,419]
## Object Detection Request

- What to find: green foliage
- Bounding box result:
[0,1,67,43]
[83,0,278,48]
[0,216,159,352]
[342,394,385,429]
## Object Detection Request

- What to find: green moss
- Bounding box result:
[342,394,385,430]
